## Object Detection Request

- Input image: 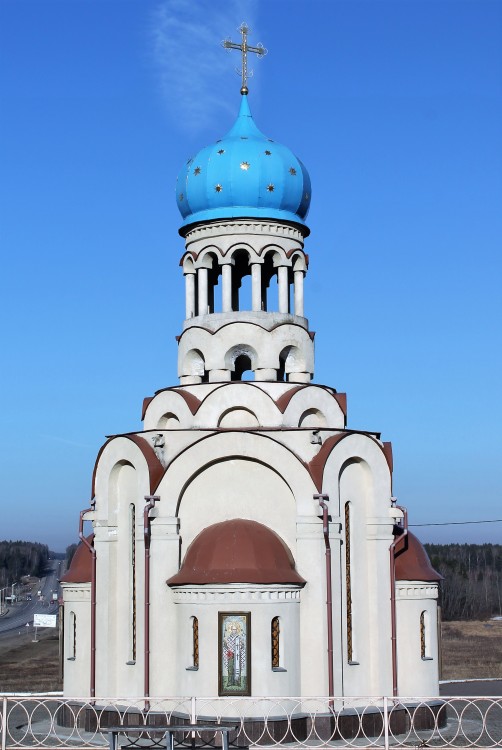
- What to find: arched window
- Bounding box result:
[129,503,136,663]
[345,502,353,663]
[271,616,280,668]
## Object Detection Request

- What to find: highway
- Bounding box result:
[0,559,61,635]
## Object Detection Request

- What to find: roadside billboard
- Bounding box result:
[33,613,57,628]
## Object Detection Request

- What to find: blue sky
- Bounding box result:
[1,0,501,551]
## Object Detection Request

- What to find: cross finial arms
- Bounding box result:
[222,22,267,94]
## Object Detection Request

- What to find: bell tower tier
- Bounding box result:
[178,219,313,384]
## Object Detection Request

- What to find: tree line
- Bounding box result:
[424,543,502,621]
[0,541,50,587]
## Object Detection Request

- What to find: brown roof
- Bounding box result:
[60,535,94,584]
[395,531,442,582]
[167,519,306,587]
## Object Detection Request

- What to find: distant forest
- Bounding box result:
[0,541,49,587]
[1,539,501,622]
[425,543,502,621]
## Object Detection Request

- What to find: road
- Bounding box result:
[0,559,61,635]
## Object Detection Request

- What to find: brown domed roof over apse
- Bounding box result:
[60,535,94,584]
[167,519,306,586]
[395,531,442,582]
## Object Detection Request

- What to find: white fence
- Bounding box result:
[1,695,502,749]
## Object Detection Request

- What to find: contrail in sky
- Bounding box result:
[150,0,258,134]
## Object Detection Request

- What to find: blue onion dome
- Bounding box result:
[176,94,311,230]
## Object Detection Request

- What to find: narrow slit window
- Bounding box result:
[420,610,432,659]
[69,611,76,659]
[345,502,353,662]
[192,616,199,668]
[130,503,136,662]
[271,616,280,668]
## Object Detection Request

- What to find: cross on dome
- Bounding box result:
[222,22,267,94]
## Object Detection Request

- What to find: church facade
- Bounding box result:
[62,73,441,701]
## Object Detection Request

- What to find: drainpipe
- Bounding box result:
[314,493,334,698]
[79,502,96,698]
[144,495,160,701]
[389,500,408,697]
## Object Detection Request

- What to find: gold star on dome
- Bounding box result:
[179,193,184,201]
[305,192,310,200]
[217,149,225,155]
[193,166,201,176]
[267,183,275,192]
[215,184,223,192]
[264,150,271,156]
[240,161,250,170]
[289,167,297,175]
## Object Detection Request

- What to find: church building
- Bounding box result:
[62,28,441,702]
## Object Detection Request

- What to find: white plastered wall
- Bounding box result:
[62,583,91,697]
[395,582,439,696]
[170,585,301,704]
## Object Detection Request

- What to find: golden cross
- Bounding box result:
[222,23,267,94]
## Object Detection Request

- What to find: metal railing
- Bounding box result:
[1,694,502,749]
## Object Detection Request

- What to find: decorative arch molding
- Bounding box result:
[317,434,392,518]
[307,431,392,494]
[217,407,260,428]
[195,382,282,428]
[223,343,258,371]
[278,345,306,376]
[92,435,165,516]
[143,389,198,430]
[196,246,224,269]
[154,431,316,518]
[178,319,312,340]
[261,244,292,267]
[290,252,308,272]
[178,322,314,374]
[181,255,195,275]
[283,385,346,428]
[181,348,206,378]
[226,241,256,263]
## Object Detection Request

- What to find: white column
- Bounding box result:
[197,268,208,316]
[294,270,304,317]
[185,272,195,319]
[251,263,262,312]
[222,264,232,313]
[278,265,289,314]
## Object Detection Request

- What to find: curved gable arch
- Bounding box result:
[317,433,392,517]
[283,385,345,428]
[143,389,196,430]
[93,435,165,520]
[155,431,316,518]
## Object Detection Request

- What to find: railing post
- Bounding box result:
[1,697,7,750]
[383,696,389,750]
